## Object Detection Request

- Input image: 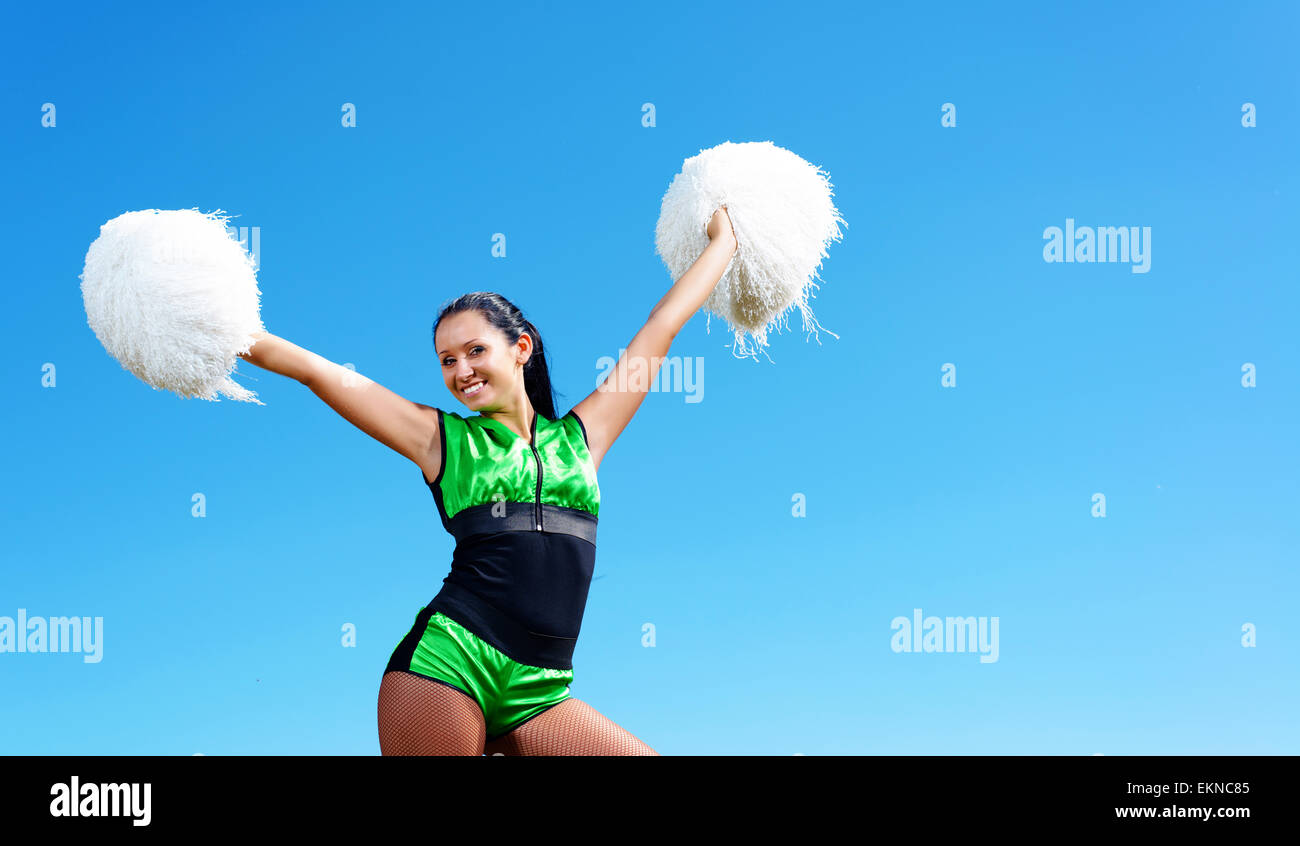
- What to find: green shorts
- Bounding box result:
[385,606,573,741]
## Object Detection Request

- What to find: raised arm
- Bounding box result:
[237,331,442,478]
[572,206,737,472]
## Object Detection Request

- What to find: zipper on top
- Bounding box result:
[529,411,543,531]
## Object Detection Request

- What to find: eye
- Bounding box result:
[471,346,484,355]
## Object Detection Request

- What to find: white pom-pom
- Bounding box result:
[79,208,266,403]
[655,141,846,359]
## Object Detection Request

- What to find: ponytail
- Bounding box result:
[520,320,557,420]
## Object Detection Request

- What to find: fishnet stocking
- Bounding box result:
[377,670,486,756]
[483,697,659,756]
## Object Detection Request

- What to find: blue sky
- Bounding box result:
[1,0,1296,755]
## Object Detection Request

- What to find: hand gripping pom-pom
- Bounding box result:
[79,208,267,403]
[654,141,846,359]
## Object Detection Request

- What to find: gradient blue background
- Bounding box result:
[2,0,1296,755]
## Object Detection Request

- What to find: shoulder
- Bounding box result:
[560,408,590,449]
[418,408,459,486]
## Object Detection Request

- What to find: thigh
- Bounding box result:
[483,698,659,757]
[377,670,486,756]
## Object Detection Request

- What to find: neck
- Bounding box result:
[481,394,536,443]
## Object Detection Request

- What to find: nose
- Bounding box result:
[454,360,475,383]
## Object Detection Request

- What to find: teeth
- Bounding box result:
[463,381,485,396]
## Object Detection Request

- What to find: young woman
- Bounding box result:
[238,206,738,755]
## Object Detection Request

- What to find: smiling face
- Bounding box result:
[435,309,532,412]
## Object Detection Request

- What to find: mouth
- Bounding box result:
[461,380,486,397]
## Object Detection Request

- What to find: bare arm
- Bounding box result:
[572,207,737,472]
[238,331,441,476]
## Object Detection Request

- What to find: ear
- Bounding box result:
[516,330,533,367]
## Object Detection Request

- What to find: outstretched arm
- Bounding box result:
[572,206,737,472]
[237,331,442,476]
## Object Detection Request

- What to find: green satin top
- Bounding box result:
[430,408,600,524]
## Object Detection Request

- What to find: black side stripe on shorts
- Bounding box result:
[385,604,440,675]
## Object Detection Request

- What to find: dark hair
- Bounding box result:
[432,292,559,420]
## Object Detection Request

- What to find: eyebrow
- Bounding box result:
[436,338,484,357]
